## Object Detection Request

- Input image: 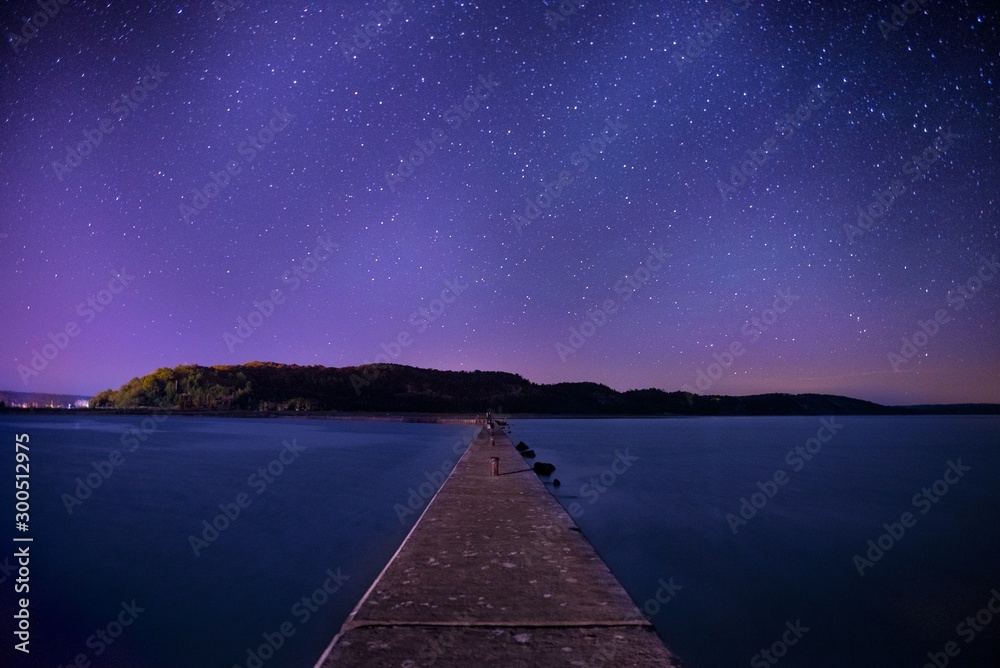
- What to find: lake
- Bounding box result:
[1,414,997,667]
[0,415,479,668]
[511,416,1000,667]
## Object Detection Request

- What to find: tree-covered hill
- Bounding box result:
[89,362,907,415]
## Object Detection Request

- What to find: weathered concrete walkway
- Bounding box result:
[315,425,681,667]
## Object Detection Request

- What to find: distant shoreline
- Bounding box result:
[9,363,1000,416]
[2,407,999,419]
[0,407,482,423]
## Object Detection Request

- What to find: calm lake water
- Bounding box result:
[512,416,1000,668]
[0,415,480,668]
[1,415,997,667]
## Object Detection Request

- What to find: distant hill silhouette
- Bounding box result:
[84,362,1000,415]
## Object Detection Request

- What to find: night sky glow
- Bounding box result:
[2,0,998,405]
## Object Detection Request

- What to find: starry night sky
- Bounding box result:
[2,0,997,405]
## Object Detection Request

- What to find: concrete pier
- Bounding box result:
[315,425,681,667]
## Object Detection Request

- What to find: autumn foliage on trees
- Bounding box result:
[87,361,900,415]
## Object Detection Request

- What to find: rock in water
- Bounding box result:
[521,449,535,458]
[515,441,528,451]
[533,462,556,476]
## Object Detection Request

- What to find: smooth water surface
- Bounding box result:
[0,415,479,667]
[4,414,997,667]
[511,416,1000,667]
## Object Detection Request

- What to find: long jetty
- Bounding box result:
[315,423,681,667]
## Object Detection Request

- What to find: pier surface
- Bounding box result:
[315,426,681,667]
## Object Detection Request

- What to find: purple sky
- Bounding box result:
[2,0,998,405]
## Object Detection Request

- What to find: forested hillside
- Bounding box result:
[89,362,904,415]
